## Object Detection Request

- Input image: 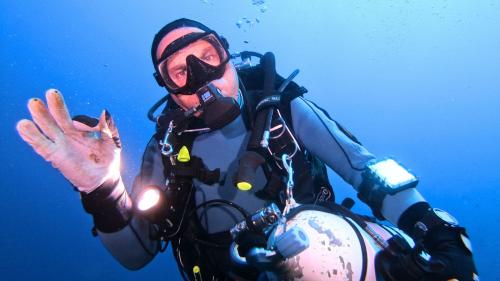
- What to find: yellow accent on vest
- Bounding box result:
[193,265,202,281]
[237,181,252,191]
[177,146,191,162]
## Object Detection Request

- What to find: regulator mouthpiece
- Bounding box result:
[196,83,240,130]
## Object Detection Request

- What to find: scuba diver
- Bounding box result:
[16,18,478,281]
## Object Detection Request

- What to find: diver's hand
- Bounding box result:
[16,89,121,193]
[376,228,478,281]
[420,226,478,281]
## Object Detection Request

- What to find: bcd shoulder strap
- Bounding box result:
[238,64,335,206]
[152,102,221,239]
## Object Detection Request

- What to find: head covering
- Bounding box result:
[151,18,212,67]
[151,18,229,90]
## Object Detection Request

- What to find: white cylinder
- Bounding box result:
[268,208,412,281]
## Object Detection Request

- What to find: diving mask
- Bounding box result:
[155,31,230,94]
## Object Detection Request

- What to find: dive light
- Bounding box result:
[358,158,419,219]
[365,158,418,193]
[135,185,168,224]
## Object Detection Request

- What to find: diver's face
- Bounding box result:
[156,27,239,111]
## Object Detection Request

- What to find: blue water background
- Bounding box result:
[1,0,499,280]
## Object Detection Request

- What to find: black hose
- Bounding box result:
[262,52,276,94]
[277,69,300,93]
[182,199,252,250]
[190,199,251,220]
[230,51,263,60]
[147,95,169,122]
[248,52,277,149]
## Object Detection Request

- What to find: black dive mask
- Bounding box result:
[195,84,240,130]
[155,31,230,94]
[184,54,226,94]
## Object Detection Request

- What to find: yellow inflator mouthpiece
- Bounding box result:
[177,146,191,162]
[237,181,252,191]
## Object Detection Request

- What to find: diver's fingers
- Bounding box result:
[27,97,62,142]
[98,110,121,148]
[46,89,75,132]
[16,119,56,159]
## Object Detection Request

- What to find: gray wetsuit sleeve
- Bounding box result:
[291,97,426,225]
[97,137,164,270]
[290,97,374,188]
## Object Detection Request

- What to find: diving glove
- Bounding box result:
[16,89,121,193]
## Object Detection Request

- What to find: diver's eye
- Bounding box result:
[204,54,214,61]
[201,50,220,65]
[174,67,187,80]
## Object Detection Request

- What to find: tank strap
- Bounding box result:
[343,216,369,281]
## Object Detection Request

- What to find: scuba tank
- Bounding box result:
[229,154,415,281]
[266,205,412,281]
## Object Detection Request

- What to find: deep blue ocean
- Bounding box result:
[1,1,499,280]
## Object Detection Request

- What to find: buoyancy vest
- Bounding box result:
[150,62,336,281]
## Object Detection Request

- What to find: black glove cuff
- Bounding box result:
[397,201,431,236]
[80,178,132,233]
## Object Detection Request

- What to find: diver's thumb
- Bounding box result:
[98,109,122,148]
